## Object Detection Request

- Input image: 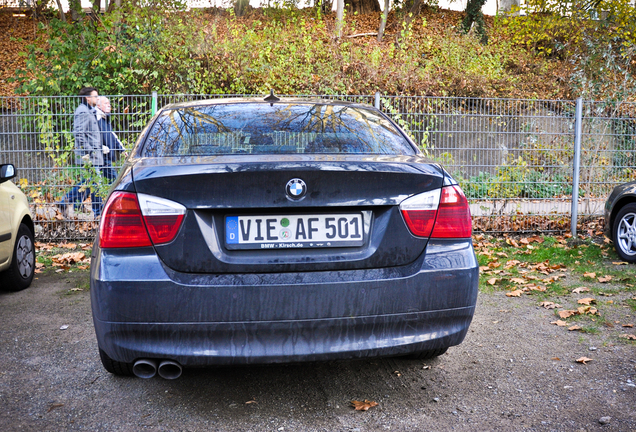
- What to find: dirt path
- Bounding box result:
[0,270,634,431]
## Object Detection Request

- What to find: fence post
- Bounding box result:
[374,91,381,110]
[571,98,583,238]
[151,91,158,116]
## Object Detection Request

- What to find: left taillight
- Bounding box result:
[400,185,472,239]
[99,192,185,248]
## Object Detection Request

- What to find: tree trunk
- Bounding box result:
[315,0,333,14]
[395,0,422,45]
[346,0,381,15]
[461,0,488,44]
[234,0,249,17]
[54,0,67,22]
[335,0,344,38]
[377,0,389,42]
[69,0,83,21]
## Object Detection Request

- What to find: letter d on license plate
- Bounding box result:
[225,214,364,250]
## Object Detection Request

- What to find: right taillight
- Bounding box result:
[99,191,185,248]
[400,185,472,239]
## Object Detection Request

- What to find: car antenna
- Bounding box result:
[264,89,280,105]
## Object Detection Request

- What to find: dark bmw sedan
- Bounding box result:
[90,96,479,379]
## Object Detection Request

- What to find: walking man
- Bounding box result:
[58,87,104,217]
[95,96,125,183]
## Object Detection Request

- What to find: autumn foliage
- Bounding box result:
[1,5,576,99]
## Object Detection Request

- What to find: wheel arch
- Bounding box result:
[20,214,34,237]
[610,196,636,233]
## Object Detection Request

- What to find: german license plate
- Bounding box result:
[225,213,364,250]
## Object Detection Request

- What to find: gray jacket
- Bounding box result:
[73,102,103,167]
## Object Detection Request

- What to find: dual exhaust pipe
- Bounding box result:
[133,359,182,380]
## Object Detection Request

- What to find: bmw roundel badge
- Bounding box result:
[286,178,307,200]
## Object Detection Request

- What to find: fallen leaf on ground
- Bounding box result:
[551,320,568,327]
[583,272,596,278]
[540,301,560,309]
[510,278,526,284]
[572,287,590,294]
[351,400,379,411]
[576,357,593,364]
[551,357,561,361]
[47,403,64,412]
[504,260,521,269]
[487,278,498,285]
[578,298,596,305]
[578,306,599,315]
[598,275,613,283]
[506,238,520,248]
[619,334,636,340]
[612,261,628,265]
[506,290,523,297]
[51,252,89,265]
[558,310,578,319]
[568,325,582,331]
[623,324,634,328]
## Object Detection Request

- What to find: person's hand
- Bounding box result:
[103,145,110,154]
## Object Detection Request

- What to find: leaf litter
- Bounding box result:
[350,400,379,411]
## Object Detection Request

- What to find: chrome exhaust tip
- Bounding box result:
[157,360,182,380]
[133,359,158,379]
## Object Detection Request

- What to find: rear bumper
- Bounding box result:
[90,240,479,366]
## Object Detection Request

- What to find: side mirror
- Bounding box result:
[0,164,16,184]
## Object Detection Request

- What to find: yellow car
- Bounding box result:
[0,164,35,291]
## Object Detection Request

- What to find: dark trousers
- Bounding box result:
[62,165,118,217]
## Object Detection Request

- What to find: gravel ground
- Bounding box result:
[0,271,635,432]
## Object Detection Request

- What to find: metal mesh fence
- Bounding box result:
[380,97,581,233]
[0,0,33,7]
[1,93,634,241]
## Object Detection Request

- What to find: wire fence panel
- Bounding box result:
[2,93,635,241]
[381,97,580,233]
[0,95,152,240]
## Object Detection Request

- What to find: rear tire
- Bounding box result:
[612,203,636,263]
[404,347,448,360]
[99,349,135,376]
[1,223,35,292]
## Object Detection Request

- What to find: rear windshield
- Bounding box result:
[141,103,416,157]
